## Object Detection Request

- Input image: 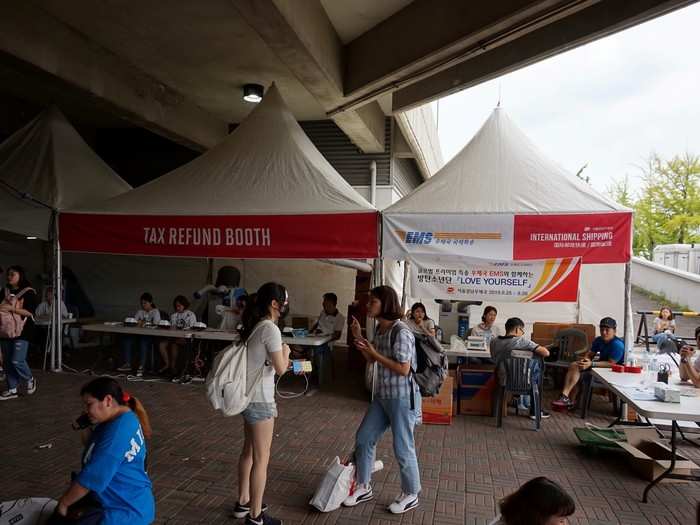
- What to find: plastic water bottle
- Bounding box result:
[649,355,658,373]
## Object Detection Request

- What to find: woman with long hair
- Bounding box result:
[652,305,677,350]
[345,285,421,515]
[0,265,38,400]
[490,476,575,525]
[234,283,290,525]
[51,377,154,524]
[405,302,436,337]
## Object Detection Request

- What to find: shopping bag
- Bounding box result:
[309,457,384,512]
[309,457,355,512]
[0,498,57,525]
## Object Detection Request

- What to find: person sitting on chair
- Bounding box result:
[652,305,679,352]
[298,292,345,385]
[405,302,436,337]
[552,317,625,410]
[469,306,501,347]
[679,326,700,388]
[490,317,550,419]
[35,286,70,320]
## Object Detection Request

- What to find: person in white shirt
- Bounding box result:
[405,302,436,337]
[35,286,70,320]
[219,292,248,332]
[158,295,196,378]
[312,293,346,341]
[117,292,161,377]
[233,283,290,525]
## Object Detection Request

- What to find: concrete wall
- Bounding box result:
[631,256,700,312]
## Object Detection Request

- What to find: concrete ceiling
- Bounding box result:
[34,0,327,122]
[1,0,693,158]
[320,0,413,44]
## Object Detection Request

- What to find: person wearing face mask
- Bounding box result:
[233,282,290,525]
[489,476,575,525]
[50,377,154,525]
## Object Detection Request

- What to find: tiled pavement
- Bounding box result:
[1,368,699,525]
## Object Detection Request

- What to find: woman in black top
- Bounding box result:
[0,265,38,400]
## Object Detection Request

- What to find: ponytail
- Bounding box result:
[127,396,152,440]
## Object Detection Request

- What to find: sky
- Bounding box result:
[435,3,700,195]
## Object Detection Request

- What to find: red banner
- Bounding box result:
[513,212,632,264]
[60,212,378,259]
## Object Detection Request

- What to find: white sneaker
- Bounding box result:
[387,493,418,514]
[0,389,18,401]
[342,484,373,507]
[136,368,144,378]
[26,378,37,395]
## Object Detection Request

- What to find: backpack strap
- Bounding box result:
[14,287,35,301]
[388,320,416,410]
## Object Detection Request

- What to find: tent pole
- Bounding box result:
[401,260,410,312]
[53,210,63,371]
[623,261,632,360]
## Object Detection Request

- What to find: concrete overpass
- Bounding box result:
[0,0,694,181]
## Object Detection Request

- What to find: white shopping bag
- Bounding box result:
[0,498,57,525]
[310,456,383,513]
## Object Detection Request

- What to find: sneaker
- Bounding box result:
[0,389,18,401]
[232,501,269,519]
[244,511,281,525]
[530,410,551,420]
[136,368,144,378]
[26,378,37,395]
[342,484,373,507]
[179,375,192,385]
[387,493,419,514]
[551,395,573,411]
[116,363,132,372]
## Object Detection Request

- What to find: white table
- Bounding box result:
[441,344,492,360]
[593,367,700,501]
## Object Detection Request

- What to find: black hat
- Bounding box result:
[599,317,617,329]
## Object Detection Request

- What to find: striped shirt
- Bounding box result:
[373,320,417,399]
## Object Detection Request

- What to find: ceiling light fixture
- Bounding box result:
[243,84,264,103]
[26,236,38,240]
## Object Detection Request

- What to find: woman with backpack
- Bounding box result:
[0,265,38,401]
[234,282,290,525]
[345,285,421,515]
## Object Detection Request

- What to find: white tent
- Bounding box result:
[61,84,377,261]
[383,108,633,340]
[0,106,131,239]
[0,106,131,370]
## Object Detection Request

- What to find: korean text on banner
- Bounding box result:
[409,257,581,302]
[513,212,632,264]
[60,212,379,259]
[382,213,514,260]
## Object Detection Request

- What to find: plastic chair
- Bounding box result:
[551,328,588,362]
[494,350,543,431]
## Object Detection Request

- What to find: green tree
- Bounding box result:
[607,153,700,259]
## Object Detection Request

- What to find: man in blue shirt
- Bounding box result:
[552,317,625,410]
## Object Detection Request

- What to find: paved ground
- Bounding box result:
[1,363,699,525]
[632,288,698,341]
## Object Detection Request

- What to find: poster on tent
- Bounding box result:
[409,256,582,302]
[383,211,632,264]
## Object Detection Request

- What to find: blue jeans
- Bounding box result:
[120,336,153,368]
[313,343,332,387]
[355,396,421,495]
[1,338,32,390]
[653,333,678,353]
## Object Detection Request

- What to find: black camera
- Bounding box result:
[72,413,91,431]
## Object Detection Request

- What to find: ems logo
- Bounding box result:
[395,230,433,245]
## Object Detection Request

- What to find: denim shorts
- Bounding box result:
[242,402,277,424]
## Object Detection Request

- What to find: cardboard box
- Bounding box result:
[422,376,453,425]
[618,427,696,481]
[458,365,496,416]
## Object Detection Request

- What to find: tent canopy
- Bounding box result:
[61,85,378,259]
[386,107,628,215]
[383,108,632,265]
[0,106,131,239]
